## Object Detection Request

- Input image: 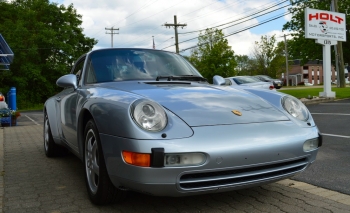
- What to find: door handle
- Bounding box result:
[56,97,61,102]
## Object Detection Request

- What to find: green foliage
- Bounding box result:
[235,55,249,73]
[0,0,97,108]
[251,35,285,78]
[188,28,237,83]
[234,55,257,76]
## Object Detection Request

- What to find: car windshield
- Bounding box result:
[259,75,273,80]
[233,76,261,84]
[87,49,203,83]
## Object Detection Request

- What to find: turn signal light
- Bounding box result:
[122,151,151,167]
[0,95,4,101]
[269,85,274,90]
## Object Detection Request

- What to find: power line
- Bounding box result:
[179,0,289,35]
[181,0,247,23]
[178,11,291,52]
[162,9,290,51]
[89,0,159,39]
[112,0,187,47]
[185,0,288,30]
[131,0,289,50]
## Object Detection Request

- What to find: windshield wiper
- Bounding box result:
[156,75,207,82]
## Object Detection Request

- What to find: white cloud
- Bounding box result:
[59,0,292,56]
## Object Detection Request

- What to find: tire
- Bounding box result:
[84,119,126,205]
[44,112,65,157]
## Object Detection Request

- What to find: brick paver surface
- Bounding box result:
[1,125,350,212]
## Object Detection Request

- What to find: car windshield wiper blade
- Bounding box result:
[156,75,207,82]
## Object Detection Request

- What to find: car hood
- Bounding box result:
[101,82,289,126]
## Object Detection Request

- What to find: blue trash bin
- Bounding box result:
[7,87,16,110]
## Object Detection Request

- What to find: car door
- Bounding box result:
[58,55,86,151]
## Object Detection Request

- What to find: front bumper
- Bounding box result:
[100,121,320,196]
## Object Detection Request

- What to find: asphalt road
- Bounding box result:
[16,110,43,126]
[293,99,350,195]
[15,100,350,196]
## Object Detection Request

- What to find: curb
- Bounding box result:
[301,97,350,105]
[300,97,335,105]
[277,179,350,206]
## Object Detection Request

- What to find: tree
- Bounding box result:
[188,28,237,83]
[270,41,290,78]
[283,0,350,87]
[235,55,249,73]
[0,0,97,108]
[251,35,285,78]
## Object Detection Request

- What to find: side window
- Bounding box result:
[85,59,97,84]
[225,79,232,86]
[71,57,85,85]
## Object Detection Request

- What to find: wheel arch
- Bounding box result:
[44,100,61,144]
[77,108,94,161]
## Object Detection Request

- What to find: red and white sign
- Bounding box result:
[305,8,346,41]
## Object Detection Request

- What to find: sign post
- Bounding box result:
[315,39,337,97]
[305,8,346,98]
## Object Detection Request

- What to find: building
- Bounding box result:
[285,59,342,86]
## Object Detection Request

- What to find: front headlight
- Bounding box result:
[303,138,319,152]
[131,99,167,131]
[282,95,309,121]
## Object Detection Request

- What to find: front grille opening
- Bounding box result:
[180,158,307,189]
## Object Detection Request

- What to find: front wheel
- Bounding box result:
[84,119,126,205]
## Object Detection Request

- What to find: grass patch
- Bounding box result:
[280,87,350,99]
[18,103,44,112]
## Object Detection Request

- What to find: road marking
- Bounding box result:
[311,113,350,116]
[23,113,43,115]
[321,133,350,139]
[25,115,40,126]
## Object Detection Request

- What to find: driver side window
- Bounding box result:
[71,57,85,85]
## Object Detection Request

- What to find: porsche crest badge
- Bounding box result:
[232,110,242,116]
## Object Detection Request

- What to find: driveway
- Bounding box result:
[293,99,350,195]
[0,107,349,212]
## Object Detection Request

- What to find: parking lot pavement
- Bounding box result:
[0,125,350,212]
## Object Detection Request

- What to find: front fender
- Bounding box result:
[242,88,316,128]
[44,97,61,144]
[81,88,193,140]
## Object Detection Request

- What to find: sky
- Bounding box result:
[52,0,293,56]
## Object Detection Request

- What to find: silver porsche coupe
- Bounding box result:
[44,48,322,205]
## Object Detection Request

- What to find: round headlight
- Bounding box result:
[282,95,309,121]
[131,99,167,131]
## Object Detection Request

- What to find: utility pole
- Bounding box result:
[333,0,345,87]
[164,15,186,53]
[105,27,119,48]
[284,34,289,87]
[330,1,340,87]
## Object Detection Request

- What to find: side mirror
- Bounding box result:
[213,75,226,86]
[56,74,77,89]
